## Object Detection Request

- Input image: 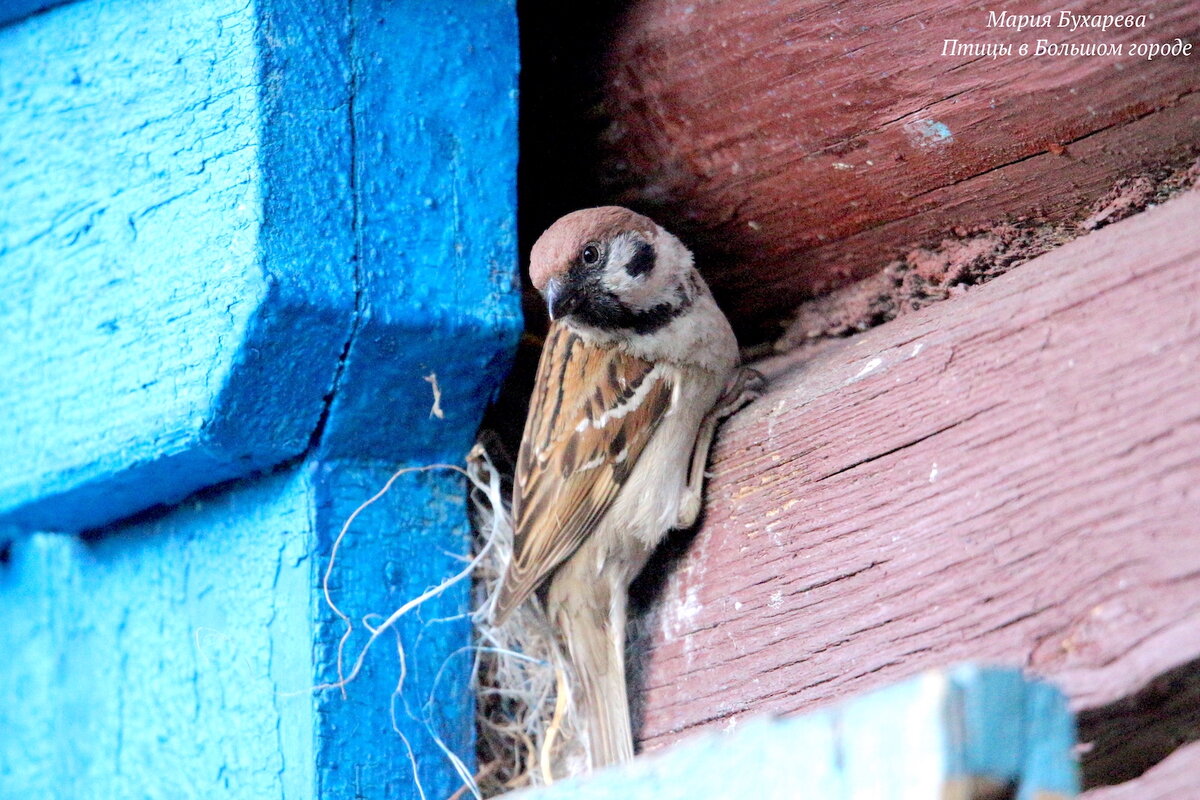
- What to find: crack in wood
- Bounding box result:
[813,403,1001,482]
[1078,654,1200,790]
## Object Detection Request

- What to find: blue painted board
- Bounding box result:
[318,0,522,465]
[304,3,522,795]
[0,467,320,798]
[0,0,71,27]
[311,462,479,800]
[0,0,355,532]
[0,462,485,800]
[0,0,520,797]
[512,666,1079,800]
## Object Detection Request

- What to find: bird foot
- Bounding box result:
[713,367,766,420]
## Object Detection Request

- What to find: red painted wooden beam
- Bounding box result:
[599,0,1200,335]
[630,190,1200,795]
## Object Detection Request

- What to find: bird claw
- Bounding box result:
[714,367,766,420]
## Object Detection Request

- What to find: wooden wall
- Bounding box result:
[519,0,1200,341]
[512,4,1200,792]
[0,1,520,797]
[627,189,1200,797]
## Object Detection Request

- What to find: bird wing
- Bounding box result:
[492,323,676,623]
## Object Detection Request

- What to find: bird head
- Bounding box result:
[529,206,696,335]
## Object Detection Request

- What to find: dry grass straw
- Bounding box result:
[306,443,582,800]
[466,443,586,796]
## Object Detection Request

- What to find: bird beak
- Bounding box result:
[545,277,581,322]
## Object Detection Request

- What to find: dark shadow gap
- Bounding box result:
[1078,653,1200,789]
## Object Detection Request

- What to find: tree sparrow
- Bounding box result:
[492,206,763,771]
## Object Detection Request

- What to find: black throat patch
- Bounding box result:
[571,276,694,335]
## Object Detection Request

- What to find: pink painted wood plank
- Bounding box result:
[630,190,1200,797]
[600,0,1200,334]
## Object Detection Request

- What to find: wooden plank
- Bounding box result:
[316,0,522,466]
[0,463,483,800]
[512,666,1077,799]
[628,189,1200,786]
[0,468,323,798]
[0,0,355,531]
[0,1,520,799]
[595,0,1200,335]
[309,463,482,800]
[305,6,521,796]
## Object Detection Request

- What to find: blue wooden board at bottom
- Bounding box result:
[0,458,477,800]
[512,665,1079,800]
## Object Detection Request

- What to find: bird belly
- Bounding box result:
[609,365,723,553]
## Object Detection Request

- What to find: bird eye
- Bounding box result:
[581,243,601,265]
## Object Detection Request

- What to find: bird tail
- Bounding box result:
[552,585,636,771]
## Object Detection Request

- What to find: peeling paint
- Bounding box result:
[904,118,954,149]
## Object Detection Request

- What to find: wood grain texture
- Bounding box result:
[0,0,520,797]
[599,0,1200,335]
[305,4,523,793]
[629,189,1200,795]
[309,463,481,800]
[515,667,1077,800]
[0,468,323,798]
[0,0,356,531]
[316,0,522,466]
[0,462,480,800]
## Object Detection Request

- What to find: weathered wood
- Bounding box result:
[316,0,522,466]
[0,462,481,800]
[0,1,520,799]
[309,463,482,800]
[0,469,324,798]
[598,0,1200,335]
[629,190,1200,796]
[515,667,1077,799]
[0,0,355,531]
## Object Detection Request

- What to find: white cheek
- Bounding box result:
[603,234,671,308]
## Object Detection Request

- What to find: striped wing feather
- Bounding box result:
[492,323,675,622]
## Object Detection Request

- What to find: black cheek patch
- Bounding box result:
[624,241,656,278]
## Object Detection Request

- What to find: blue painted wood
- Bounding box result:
[305,3,521,797]
[318,0,521,465]
[0,0,71,27]
[511,666,1080,800]
[0,1,519,799]
[1016,679,1079,800]
[0,464,489,799]
[0,0,356,532]
[310,464,479,800]
[0,468,320,798]
[0,466,504,800]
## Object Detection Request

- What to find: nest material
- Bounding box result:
[466,444,587,796]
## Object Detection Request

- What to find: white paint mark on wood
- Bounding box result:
[850,357,883,383]
[424,372,444,419]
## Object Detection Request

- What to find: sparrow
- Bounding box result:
[491,206,763,771]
